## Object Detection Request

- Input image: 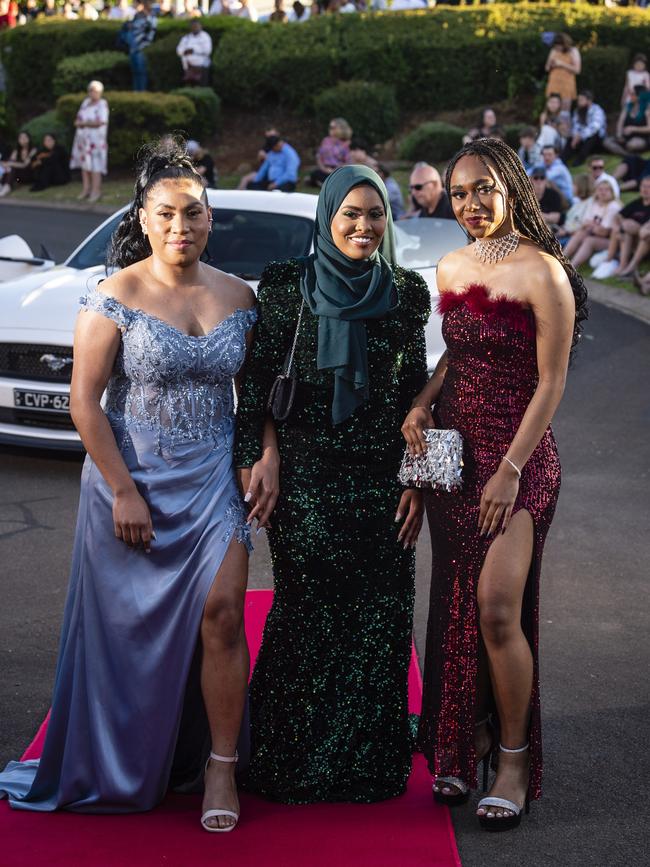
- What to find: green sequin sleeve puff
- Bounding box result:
[235,258,430,803]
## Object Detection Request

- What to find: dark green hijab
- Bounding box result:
[299,165,397,425]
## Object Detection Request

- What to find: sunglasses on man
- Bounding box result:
[409,181,436,191]
[591,164,605,171]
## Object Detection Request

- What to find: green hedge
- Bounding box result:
[313,81,399,146]
[579,45,630,112]
[53,51,131,99]
[170,87,221,140]
[0,17,250,115]
[22,109,71,149]
[398,122,464,164]
[4,6,650,120]
[56,91,195,168]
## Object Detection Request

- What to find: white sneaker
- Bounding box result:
[592,259,620,279]
[589,250,609,269]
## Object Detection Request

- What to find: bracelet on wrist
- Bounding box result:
[502,456,522,479]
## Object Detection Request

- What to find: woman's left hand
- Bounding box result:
[395,489,424,548]
[478,463,520,536]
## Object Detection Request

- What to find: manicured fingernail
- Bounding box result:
[395,513,402,522]
[151,531,157,539]
[244,492,252,502]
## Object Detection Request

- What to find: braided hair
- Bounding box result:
[108,136,207,270]
[444,138,588,352]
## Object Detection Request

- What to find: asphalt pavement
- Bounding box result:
[0,207,648,866]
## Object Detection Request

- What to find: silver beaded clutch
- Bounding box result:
[398,428,464,492]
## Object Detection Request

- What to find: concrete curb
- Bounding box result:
[585,278,650,326]
[0,197,117,217]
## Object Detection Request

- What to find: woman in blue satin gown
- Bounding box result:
[0,139,256,832]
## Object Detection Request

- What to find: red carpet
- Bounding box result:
[1,590,461,867]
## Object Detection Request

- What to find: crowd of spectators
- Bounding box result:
[0,0,431,28]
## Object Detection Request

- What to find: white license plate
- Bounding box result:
[14,389,70,413]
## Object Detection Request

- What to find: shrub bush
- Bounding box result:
[170,87,221,140]
[56,91,196,168]
[3,8,650,119]
[53,51,132,99]
[22,109,71,149]
[313,81,399,146]
[0,17,251,115]
[398,122,464,164]
[212,24,340,111]
[579,45,631,112]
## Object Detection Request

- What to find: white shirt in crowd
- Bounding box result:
[209,0,258,17]
[108,1,135,19]
[176,30,213,69]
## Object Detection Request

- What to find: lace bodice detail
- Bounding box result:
[80,288,257,451]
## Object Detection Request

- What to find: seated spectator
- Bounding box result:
[42,0,58,16]
[63,1,78,18]
[178,0,201,18]
[537,92,571,151]
[555,173,592,244]
[0,131,36,196]
[592,176,650,278]
[588,156,620,200]
[309,117,351,187]
[238,127,280,189]
[233,0,258,19]
[537,145,573,206]
[530,167,566,230]
[176,19,212,85]
[563,178,621,268]
[562,90,607,166]
[246,134,300,192]
[0,0,17,28]
[346,138,378,171]
[518,126,541,173]
[288,0,310,20]
[604,86,650,157]
[402,162,453,220]
[621,53,650,107]
[186,139,217,188]
[29,134,71,192]
[107,0,134,19]
[377,163,404,220]
[157,0,175,17]
[269,0,287,20]
[81,1,100,19]
[614,153,650,193]
[462,108,497,145]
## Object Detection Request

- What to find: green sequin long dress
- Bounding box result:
[235,259,430,803]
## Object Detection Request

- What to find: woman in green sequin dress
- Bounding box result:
[234,166,430,803]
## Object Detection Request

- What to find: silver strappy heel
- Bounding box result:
[432,717,493,806]
[201,752,239,833]
[477,742,530,832]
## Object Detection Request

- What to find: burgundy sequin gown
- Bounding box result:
[418,282,561,801]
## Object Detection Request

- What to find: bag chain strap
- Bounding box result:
[284,299,305,376]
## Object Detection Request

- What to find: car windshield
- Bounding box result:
[67,209,314,279]
[394,218,466,270]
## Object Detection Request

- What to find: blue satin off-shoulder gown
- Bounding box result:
[0,289,257,812]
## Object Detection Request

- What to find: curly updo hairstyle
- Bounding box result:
[108,136,207,270]
[444,137,589,353]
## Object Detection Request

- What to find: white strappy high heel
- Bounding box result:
[201,752,239,833]
[477,742,530,832]
[432,717,493,806]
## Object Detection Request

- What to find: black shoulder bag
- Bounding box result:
[266,299,305,422]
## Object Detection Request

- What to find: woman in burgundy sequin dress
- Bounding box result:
[402,139,588,831]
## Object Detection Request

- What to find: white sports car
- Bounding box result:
[0,189,465,450]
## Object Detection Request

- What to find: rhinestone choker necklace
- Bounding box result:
[473,230,520,264]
